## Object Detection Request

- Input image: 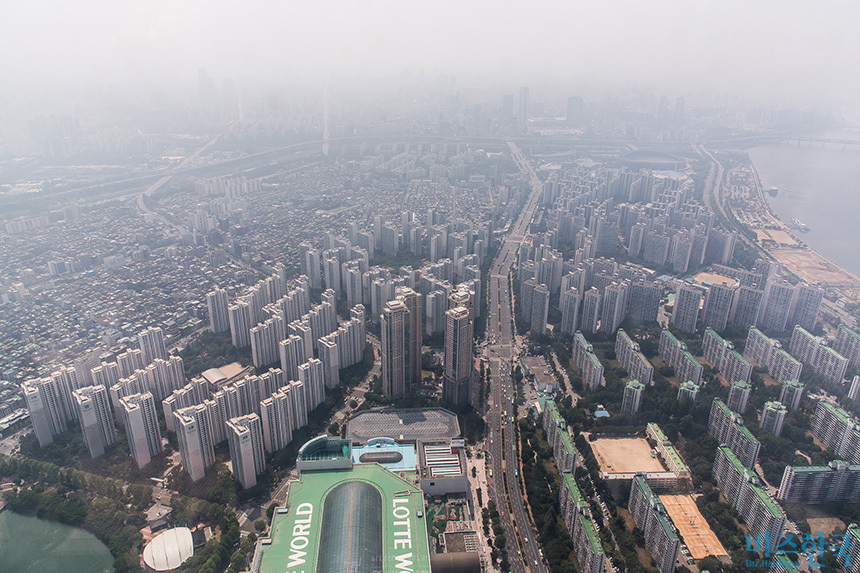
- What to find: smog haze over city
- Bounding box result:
[3,3,860,573]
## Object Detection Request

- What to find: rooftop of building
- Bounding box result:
[564,473,603,554]
[785,461,860,473]
[752,481,785,518]
[352,438,418,473]
[717,445,751,477]
[257,462,431,573]
[298,435,352,463]
[728,349,750,366]
[347,407,460,444]
[818,400,854,426]
[418,440,465,479]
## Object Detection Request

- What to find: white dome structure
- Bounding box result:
[143,527,194,572]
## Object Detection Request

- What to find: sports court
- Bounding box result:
[589,436,665,474]
[660,494,727,559]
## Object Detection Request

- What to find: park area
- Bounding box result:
[660,494,728,560]
[587,435,665,474]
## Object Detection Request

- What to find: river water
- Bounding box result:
[0,511,114,573]
[748,126,860,277]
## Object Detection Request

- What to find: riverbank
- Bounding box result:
[744,154,860,287]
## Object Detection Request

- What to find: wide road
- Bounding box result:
[486,141,546,573]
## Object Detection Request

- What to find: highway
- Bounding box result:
[485,140,546,573]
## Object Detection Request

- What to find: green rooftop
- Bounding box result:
[647,423,668,443]
[774,348,801,366]
[821,401,855,427]
[728,349,750,367]
[735,423,759,445]
[578,510,605,555]
[258,463,430,573]
[682,351,699,366]
[662,329,680,345]
[718,445,750,476]
[546,399,563,424]
[840,325,860,342]
[559,428,576,456]
[752,482,785,518]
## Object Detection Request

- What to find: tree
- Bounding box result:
[254,519,266,532]
[328,422,340,435]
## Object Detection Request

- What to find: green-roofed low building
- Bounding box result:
[252,440,431,573]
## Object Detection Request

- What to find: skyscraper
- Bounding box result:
[227,414,265,490]
[120,392,162,470]
[174,404,215,482]
[73,385,116,459]
[518,86,529,127]
[395,287,423,391]
[443,306,473,407]
[381,299,410,400]
[206,287,230,334]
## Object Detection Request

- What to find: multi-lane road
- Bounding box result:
[485,141,546,573]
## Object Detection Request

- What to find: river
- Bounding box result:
[748,126,860,278]
[0,510,114,573]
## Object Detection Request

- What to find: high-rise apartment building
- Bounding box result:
[622,380,645,415]
[779,379,804,411]
[298,358,325,411]
[761,401,787,437]
[138,326,167,365]
[260,386,294,454]
[628,475,681,573]
[615,329,654,386]
[278,334,306,382]
[671,285,703,335]
[73,385,116,459]
[581,287,602,334]
[120,392,162,470]
[443,306,473,407]
[22,377,67,447]
[727,380,752,414]
[702,283,735,333]
[206,287,230,333]
[395,287,423,392]
[712,446,785,553]
[777,460,860,504]
[227,414,265,490]
[381,299,410,400]
[757,276,794,332]
[790,284,824,331]
[174,404,215,482]
[834,324,860,369]
[560,287,582,335]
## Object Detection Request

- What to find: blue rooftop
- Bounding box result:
[352,438,418,472]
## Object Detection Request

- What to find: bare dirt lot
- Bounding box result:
[588,436,665,474]
[660,494,728,559]
[771,247,860,286]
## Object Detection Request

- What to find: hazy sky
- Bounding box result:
[2,0,858,104]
